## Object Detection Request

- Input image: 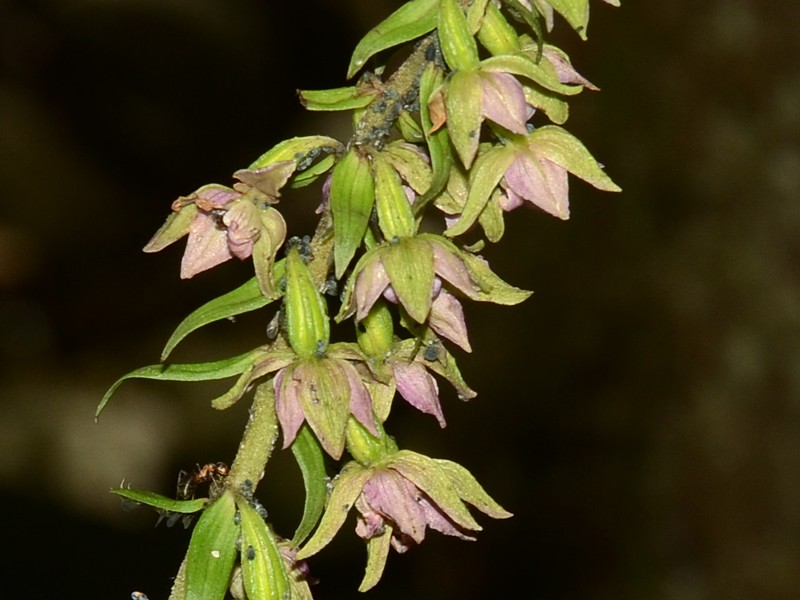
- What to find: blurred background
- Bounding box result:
[1,0,799,598]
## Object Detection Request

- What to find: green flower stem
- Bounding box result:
[168,555,187,600]
[353,34,437,148]
[226,382,281,492]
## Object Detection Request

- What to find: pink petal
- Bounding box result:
[430,242,476,296]
[416,493,475,541]
[192,185,240,210]
[428,290,472,353]
[479,72,529,135]
[361,471,428,544]
[339,360,378,435]
[180,212,233,278]
[222,201,260,259]
[393,362,446,427]
[504,152,570,219]
[274,367,306,448]
[355,256,391,321]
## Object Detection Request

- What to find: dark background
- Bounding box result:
[2,0,799,598]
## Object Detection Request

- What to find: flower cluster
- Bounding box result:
[100,1,620,598]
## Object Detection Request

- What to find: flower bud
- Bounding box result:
[477,2,520,56]
[356,301,394,359]
[346,419,397,466]
[284,247,329,357]
[438,0,479,71]
[373,154,416,240]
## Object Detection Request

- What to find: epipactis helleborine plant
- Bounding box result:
[98,1,621,598]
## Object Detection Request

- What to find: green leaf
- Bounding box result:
[299,86,379,111]
[289,427,328,547]
[111,488,207,514]
[289,153,336,188]
[247,136,343,171]
[97,348,266,418]
[445,144,516,238]
[238,499,290,600]
[161,274,278,361]
[185,491,239,600]
[330,148,376,279]
[347,0,440,79]
[438,0,480,71]
[530,125,621,191]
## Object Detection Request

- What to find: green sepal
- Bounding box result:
[478,188,506,242]
[477,1,521,56]
[388,451,481,530]
[330,148,376,279]
[432,458,513,519]
[438,0,480,71]
[418,64,453,208]
[381,238,435,324]
[185,491,239,600]
[356,301,394,359]
[237,499,290,600]
[546,0,590,39]
[527,125,622,191]
[285,248,330,357]
[459,249,533,305]
[111,488,207,514]
[289,426,328,547]
[444,69,482,168]
[524,85,569,124]
[296,462,372,559]
[96,348,267,418]
[143,203,197,253]
[358,525,393,592]
[393,335,476,401]
[298,86,379,112]
[480,54,579,95]
[347,0,440,79]
[381,141,432,196]
[466,0,492,33]
[395,110,425,143]
[373,154,416,240]
[445,143,516,238]
[160,275,273,361]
